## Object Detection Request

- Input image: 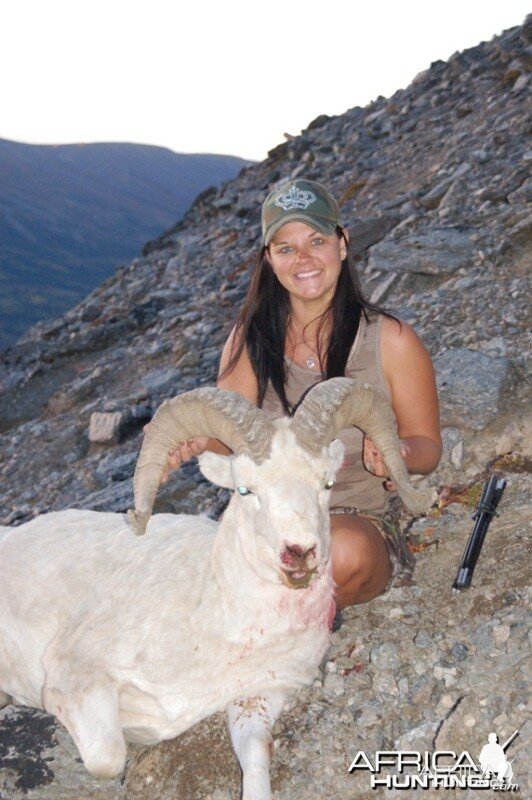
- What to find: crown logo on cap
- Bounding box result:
[274,185,317,211]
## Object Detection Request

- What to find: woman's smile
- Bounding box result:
[294,268,322,280]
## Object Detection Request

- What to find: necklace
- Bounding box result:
[288,319,320,370]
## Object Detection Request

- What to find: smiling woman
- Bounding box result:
[266,223,346,310]
[160,179,442,612]
[264,222,347,372]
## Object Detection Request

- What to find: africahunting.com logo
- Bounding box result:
[348,730,520,791]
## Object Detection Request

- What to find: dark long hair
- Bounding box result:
[220,226,398,414]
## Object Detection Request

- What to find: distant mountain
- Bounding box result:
[0,139,251,348]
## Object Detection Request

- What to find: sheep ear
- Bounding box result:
[197,451,235,489]
[327,439,345,470]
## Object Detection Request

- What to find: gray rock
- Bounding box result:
[505,213,532,249]
[367,227,476,276]
[434,348,517,429]
[369,642,400,671]
[372,671,398,699]
[472,148,490,163]
[450,439,464,469]
[88,411,128,444]
[451,642,469,661]
[512,73,529,93]
[141,367,183,396]
[0,361,79,433]
[95,451,137,483]
[344,214,400,256]
[323,673,345,697]
[369,273,397,304]
[414,631,431,648]
[418,178,453,209]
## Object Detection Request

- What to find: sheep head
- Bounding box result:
[198,424,345,589]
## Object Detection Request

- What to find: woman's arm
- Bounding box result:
[375,316,442,476]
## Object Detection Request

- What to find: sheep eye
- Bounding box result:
[237,486,252,496]
[324,480,334,490]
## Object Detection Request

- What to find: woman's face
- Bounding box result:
[266,221,347,306]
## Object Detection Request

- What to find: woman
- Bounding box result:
[163,179,441,609]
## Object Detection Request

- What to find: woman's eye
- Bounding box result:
[312,238,323,246]
[324,480,334,490]
[279,246,292,254]
[237,486,252,496]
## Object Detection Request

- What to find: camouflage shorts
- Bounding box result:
[329,499,416,589]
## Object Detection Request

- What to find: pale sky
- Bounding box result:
[1,0,529,161]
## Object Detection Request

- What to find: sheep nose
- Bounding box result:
[280,544,317,567]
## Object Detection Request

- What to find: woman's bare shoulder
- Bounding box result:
[217,326,259,404]
[381,315,431,363]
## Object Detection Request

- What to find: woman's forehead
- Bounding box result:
[270,220,325,243]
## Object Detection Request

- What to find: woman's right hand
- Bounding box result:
[143,425,209,484]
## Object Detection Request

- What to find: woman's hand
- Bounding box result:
[362,436,411,491]
[162,437,210,483]
[143,424,209,484]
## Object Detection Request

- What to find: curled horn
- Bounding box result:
[290,377,435,516]
[127,387,274,535]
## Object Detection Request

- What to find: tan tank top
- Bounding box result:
[261,312,393,514]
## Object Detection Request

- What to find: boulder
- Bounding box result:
[434,348,517,430]
[368,227,476,276]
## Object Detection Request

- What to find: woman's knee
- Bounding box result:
[330,516,392,606]
[331,524,374,582]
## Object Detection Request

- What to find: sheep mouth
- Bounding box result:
[280,567,317,590]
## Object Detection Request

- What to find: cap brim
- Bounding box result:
[264,214,337,245]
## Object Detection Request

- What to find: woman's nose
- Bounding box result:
[294,246,310,261]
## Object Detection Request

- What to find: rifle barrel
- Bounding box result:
[501,730,519,751]
[452,475,507,590]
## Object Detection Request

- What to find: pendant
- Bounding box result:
[306,355,316,369]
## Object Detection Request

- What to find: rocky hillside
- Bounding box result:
[0,16,531,800]
[0,139,250,349]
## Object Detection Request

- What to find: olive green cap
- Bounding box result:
[261,179,342,245]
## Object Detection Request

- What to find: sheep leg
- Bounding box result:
[227,691,286,800]
[43,677,126,779]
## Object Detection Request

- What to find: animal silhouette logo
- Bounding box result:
[479,730,519,783]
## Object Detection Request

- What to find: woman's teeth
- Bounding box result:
[295,269,321,279]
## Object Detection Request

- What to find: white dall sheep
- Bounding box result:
[0,378,433,800]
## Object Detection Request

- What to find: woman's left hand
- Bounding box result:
[363,436,411,491]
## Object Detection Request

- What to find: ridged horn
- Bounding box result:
[127,387,274,535]
[290,377,434,516]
